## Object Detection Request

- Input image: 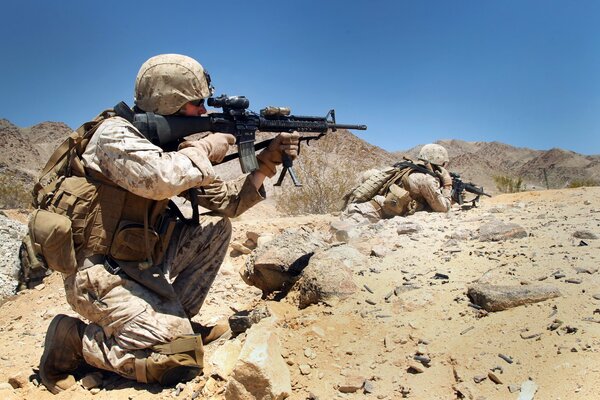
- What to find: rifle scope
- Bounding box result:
[207,95,249,110]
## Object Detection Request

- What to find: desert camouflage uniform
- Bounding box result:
[343,171,451,221]
[64,116,264,380]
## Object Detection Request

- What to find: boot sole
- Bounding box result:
[159,365,202,386]
[39,315,69,394]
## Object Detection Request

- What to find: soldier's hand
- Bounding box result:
[435,166,453,188]
[256,132,300,177]
[179,133,235,163]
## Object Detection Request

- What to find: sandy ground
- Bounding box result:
[0,187,599,399]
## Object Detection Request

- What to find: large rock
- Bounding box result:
[293,245,360,309]
[240,227,327,295]
[0,213,28,302]
[478,220,527,242]
[225,320,291,400]
[468,284,561,312]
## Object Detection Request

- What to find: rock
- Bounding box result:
[209,339,243,379]
[488,372,502,384]
[228,305,271,334]
[478,220,527,242]
[293,247,359,309]
[407,363,425,374]
[80,372,103,390]
[8,371,28,389]
[330,220,360,243]
[468,284,561,312]
[363,380,375,394]
[337,376,365,393]
[246,231,260,244]
[370,245,388,257]
[240,227,327,295]
[396,221,422,235]
[231,241,252,255]
[508,384,521,393]
[573,230,597,239]
[225,321,291,400]
[473,375,487,384]
[299,364,311,375]
[256,234,274,247]
[518,380,538,400]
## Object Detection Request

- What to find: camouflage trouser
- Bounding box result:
[341,195,385,223]
[63,214,232,380]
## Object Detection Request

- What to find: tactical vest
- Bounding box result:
[344,164,428,219]
[23,110,171,282]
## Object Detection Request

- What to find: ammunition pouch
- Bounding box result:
[381,184,418,218]
[110,222,160,262]
[28,209,78,274]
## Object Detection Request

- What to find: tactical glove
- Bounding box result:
[256,132,300,177]
[436,166,453,188]
[178,133,235,163]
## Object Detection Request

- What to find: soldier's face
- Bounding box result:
[180,100,207,116]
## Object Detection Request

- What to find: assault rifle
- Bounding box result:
[114,95,367,187]
[450,172,491,207]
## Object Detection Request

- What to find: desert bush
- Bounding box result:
[0,175,31,209]
[567,178,599,188]
[274,140,360,215]
[493,175,525,193]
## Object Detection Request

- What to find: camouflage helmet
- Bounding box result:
[418,144,449,166]
[134,54,214,115]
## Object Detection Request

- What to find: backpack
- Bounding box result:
[343,165,412,208]
[18,110,113,290]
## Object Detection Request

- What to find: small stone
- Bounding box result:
[8,371,29,388]
[473,375,487,384]
[363,380,375,394]
[337,376,365,393]
[407,363,425,374]
[0,382,13,390]
[488,372,502,384]
[90,387,101,395]
[299,364,312,375]
[573,230,598,240]
[230,241,252,254]
[35,284,46,291]
[508,384,520,393]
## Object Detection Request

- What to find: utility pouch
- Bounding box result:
[381,184,417,218]
[110,222,159,262]
[28,209,77,274]
[17,233,51,290]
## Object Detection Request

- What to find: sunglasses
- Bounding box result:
[190,99,205,107]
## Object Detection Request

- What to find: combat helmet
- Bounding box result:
[134,54,214,115]
[418,143,449,166]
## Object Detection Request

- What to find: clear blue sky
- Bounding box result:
[1,0,599,155]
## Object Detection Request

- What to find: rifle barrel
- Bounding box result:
[329,123,367,130]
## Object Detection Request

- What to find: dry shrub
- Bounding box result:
[493,175,525,193]
[567,178,599,188]
[274,139,361,215]
[0,175,31,209]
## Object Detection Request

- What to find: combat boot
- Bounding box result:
[39,314,87,394]
[193,319,230,345]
